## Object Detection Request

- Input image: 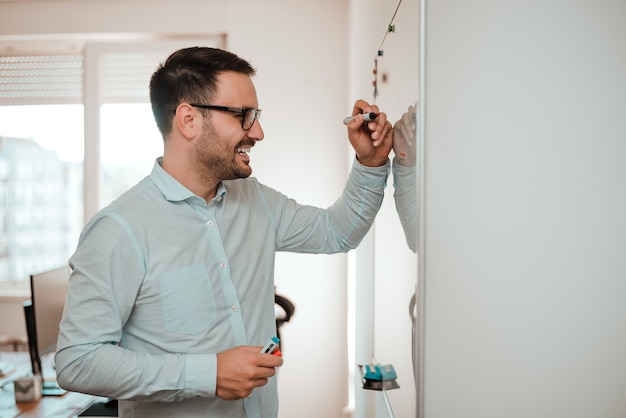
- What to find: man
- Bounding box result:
[55,46,392,418]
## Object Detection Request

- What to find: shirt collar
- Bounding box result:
[150,157,227,203]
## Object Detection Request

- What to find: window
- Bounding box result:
[100,103,163,207]
[0,106,83,283]
[0,37,224,284]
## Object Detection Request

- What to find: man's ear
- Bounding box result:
[173,103,201,139]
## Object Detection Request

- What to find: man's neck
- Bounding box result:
[161,156,219,203]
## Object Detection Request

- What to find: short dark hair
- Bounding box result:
[149,47,256,136]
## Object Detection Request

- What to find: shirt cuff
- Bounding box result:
[351,155,390,190]
[185,353,217,397]
[392,159,417,192]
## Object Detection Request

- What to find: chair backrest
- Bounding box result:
[274,292,295,345]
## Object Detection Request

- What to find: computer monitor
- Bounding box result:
[25,265,71,395]
[23,300,40,375]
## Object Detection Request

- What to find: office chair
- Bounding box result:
[274,291,295,349]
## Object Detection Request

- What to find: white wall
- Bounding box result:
[0,298,27,343]
[0,1,351,417]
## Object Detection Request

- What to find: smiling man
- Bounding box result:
[55,47,393,418]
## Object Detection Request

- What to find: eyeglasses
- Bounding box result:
[189,104,262,130]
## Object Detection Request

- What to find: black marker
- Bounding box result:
[343,112,380,125]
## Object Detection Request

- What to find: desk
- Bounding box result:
[0,353,112,418]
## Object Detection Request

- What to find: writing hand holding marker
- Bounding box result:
[345,99,393,168]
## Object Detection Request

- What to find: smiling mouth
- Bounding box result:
[236,146,252,164]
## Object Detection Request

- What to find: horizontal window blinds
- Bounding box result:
[0,37,225,106]
[100,51,165,103]
[0,51,165,105]
[0,54,83,104]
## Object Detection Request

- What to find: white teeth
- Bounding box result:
[236,147,251,154]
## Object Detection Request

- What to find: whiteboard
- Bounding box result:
[420,1,626,417]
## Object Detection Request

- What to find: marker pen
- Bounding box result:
[260,336,281,356]
[343,112,379,125]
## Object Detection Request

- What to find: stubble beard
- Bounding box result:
[192,126,252,185]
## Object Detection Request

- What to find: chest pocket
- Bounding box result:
[159,263,218,334]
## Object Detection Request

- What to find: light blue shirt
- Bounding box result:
[392,158,418,253]
[56,156,389,418]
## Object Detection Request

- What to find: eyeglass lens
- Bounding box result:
[243,109,261,129]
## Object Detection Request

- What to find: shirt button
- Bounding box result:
[231,305,238,312]
[206,220,213,227]
[220,262,227,269]
[217,196,223,202]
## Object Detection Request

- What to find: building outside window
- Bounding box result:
[0,105,83,283]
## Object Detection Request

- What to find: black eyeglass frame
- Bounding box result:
[187,104,262,130]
